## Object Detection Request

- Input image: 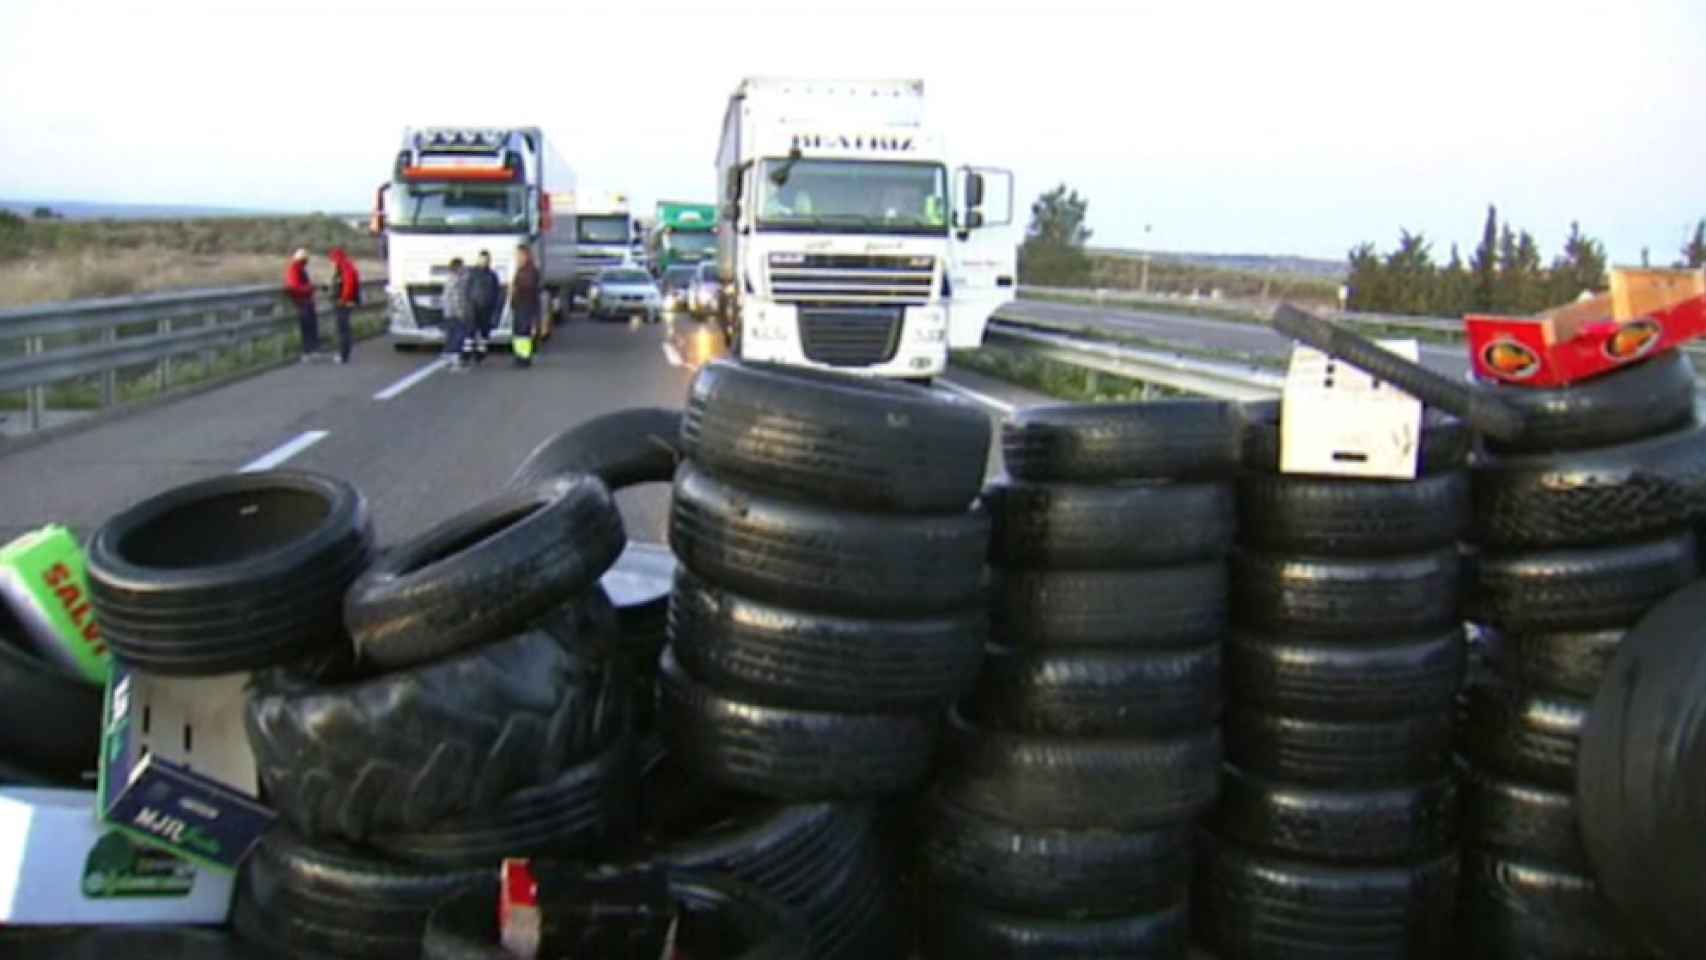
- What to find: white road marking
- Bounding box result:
[373,358,449,401]
[240,430,329,472]
[661,342,685,368]
[936,377,1017,415]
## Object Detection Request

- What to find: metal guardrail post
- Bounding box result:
[100,327,116,408]
[25,336,44,432]
[156,316,172,391]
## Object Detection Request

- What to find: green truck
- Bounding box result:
[647,201,718,275]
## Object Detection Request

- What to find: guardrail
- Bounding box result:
[984,318,1282,401]
[0,280,385,437]
[1017,284,1463,337]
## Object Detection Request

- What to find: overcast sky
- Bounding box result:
[2,0,1701,263]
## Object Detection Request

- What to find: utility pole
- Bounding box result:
[1140,223,1153,293]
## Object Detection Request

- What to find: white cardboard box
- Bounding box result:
[0,787,234,924]
[1280,340,1423,479]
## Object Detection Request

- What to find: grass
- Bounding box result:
[951,345,1192,403]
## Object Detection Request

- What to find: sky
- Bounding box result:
[2,0,1702,264]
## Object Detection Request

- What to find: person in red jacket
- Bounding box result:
[327,247,361,364]
[284,249,320,360]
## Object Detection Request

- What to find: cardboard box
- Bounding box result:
[1280,340,1423,480]
[0,525,109,685]
[96,665,274,872]
[1467,267,1706,387]
[0,787,234,924]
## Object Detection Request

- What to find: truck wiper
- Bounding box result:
[768,146,804,187]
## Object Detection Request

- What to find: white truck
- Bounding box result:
[371,126,577,348]
[714,78,1016,379]
[568,191,637,309]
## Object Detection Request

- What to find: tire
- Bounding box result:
[1456,680,1586,790]
[984,479,1235,569]
[1212,765,1458,865]
[936,708,1220,830]
[659,647,938,800]
[1484,628,1623,699]
[346,475,624,670]
[1577,578,1706,959]
[669,568,983,712]
[669,463,989,617]
[1471,420,1706,549]
[1002,399,1242,483]
[0,927,244,960]
[1241,399,1470,475]
[86,471,374,675]
[918,787,1191,916]
[1230,547,1460,639]
[991,564,1227,649]
[366,737,635,867]
[246,626,626,841]
[1464,533,1696,634]
[1193,832,1458,960]
[1225,707,1452,787]
[0,634,103,784]
[969,642,1221,736]
[1481,349,1697,455]
[1235,469,1470,555]
[1223,628,1464,720]
[1458,850,1647,960]
[507,406,683,491]
[601,540,674,641]
[683,359,992,512]
[1456,758,1587,869]
[921,897,1188,960]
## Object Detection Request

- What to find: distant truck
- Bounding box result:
[371,126,577,348]
[569,192,636,309]
[715,78,1017,379]
[648,201,719,275]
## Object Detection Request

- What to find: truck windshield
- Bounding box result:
[665,232,718,255]
[757,160,948,236]
[392,182,527,233]
[579,216,631,244]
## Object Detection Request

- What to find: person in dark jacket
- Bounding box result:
[466,250,500,364]
[442,258,472,370]
[510,244,541,368]
[284,249,319,360]
[326,247,360,364]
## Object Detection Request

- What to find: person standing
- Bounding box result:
[326,247,361,364]
[442,258,473,370]
[284,249,320,360]
[467,250,500,365]
[509,243,541,368]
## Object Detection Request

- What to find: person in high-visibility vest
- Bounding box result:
[510,244,541,368]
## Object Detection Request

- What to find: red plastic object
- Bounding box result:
[1468,292,1706,387]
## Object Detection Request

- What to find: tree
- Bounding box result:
[1470,205,1499,311]
[1682,219,1706,268]
[1018,184,1093,286]
[1436,243,1471,315]
[1345,242,1385,311]
[30,206,58,220]
[1550,221,1606,302]
[1383,229,1435,315]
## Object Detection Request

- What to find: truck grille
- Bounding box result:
[770,254,934,305]
[799,306,902,367]
[406,284,444,327]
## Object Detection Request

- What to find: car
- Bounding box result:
[688,262,722,320]
[587,268,661,323]
[659,266,698,313]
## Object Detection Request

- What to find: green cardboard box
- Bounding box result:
[0,525,108,685]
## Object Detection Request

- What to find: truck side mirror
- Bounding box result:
[725,166,743,203]
[966,211,985,230]
[965,173,985,211]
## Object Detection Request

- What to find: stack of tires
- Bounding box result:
[1197,401,1470,957]
[920,401,1241,958]
[0,600,103,788]
[1461,351,1703,957]
[663,360,994,958]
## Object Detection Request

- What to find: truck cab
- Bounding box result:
[569,193,636,309]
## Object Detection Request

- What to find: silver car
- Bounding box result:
[588,268,661,323]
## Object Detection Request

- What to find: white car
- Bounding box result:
[588,268,661,323]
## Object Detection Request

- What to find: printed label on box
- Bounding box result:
[81,830,196,898]
[1280,341,1422,480]
[0,525,108,685]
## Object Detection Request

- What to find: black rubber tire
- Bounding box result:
[683,359,991,512]
[1193,832,1458,960]
[1464,533,1696,634]
[918,787,1191,916]
[1471,420,1706,549]
[1456,758,1587,869]
[1485,628,1624,699]
[1577,578,1706,959]
[85,470,374,675]
[246,626,626,841]
[507,406,683,490]
[1458,850,1647,960]
[1456,680,1586,791]
[1241,399,1471,475]
[1212,765,1458,865]
[1230,547,1460,639]
[1223,628,1464,720]
[984,478,1235,569]
[1225,707,1452,787]
[920,897,1188,960]
[659,647,937,800]
[366,737,634,867]
[669,568,983,713]
[969,642,1221,736]
[1481,349,1697,455]
[0,634,103,784]
[669,462,989,617]
[0,926,247,960]
[346,475,624,670]
[1236,469,1470,555]
[1001,399,1243,482]
[991,564,1227,649]
[936,708,1221,830]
